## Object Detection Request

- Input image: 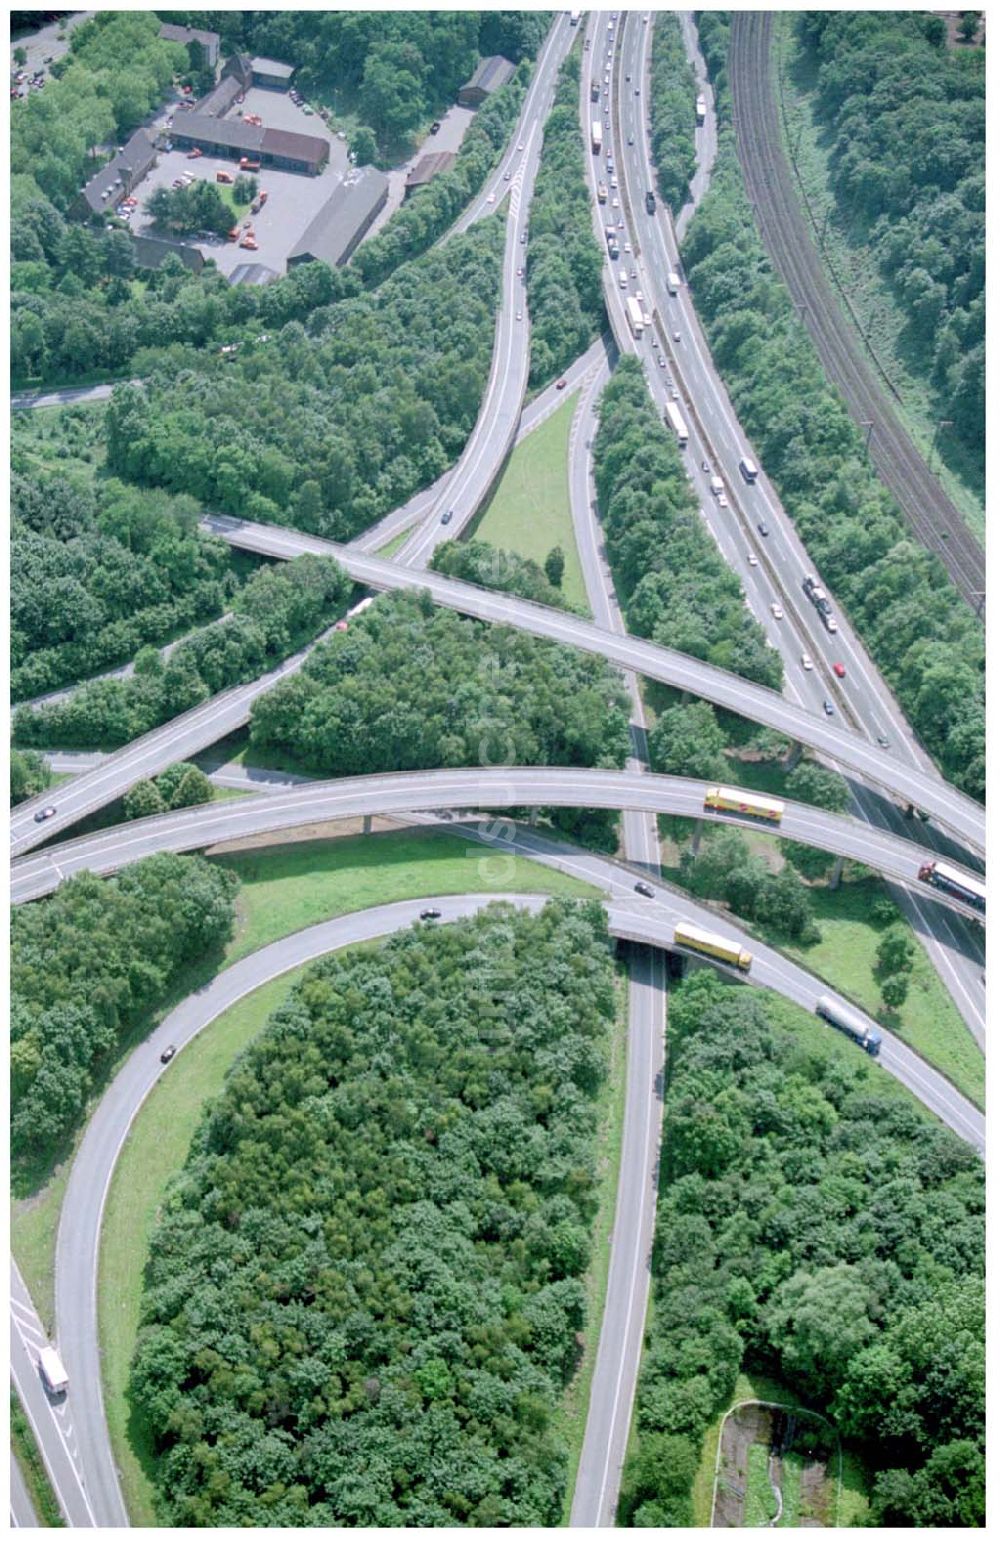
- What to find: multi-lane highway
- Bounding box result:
[10,766,985,917]
[729,12,985,608]
[601,8,985,1038]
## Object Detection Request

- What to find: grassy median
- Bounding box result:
[472,389,590,611]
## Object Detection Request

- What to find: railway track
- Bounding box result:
[729,12,984,613]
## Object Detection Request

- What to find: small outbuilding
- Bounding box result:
[458,55,515,108]
[132,235,205,274]
[228,261,280,286]
[404,151,457,198]
[251,56,295,90]
[287,166,390,269]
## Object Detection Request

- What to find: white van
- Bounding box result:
[39,1345,69,1395]
[666,271,681,294]
[739,456,759,483]
[709,474,725,498]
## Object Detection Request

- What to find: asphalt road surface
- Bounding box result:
[729,12,985,608]
[9,1447,39,1528]
[11,766,984,918]
[9,1258,95,1528]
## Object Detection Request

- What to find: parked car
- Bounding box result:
[186,146,202,158]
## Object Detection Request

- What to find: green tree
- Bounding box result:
[765,1264,876,1397]
[544,545,566,588]
[958,12,981,43]
[880,972,910,1011]
[10,747,51,806]
[165,765,213,809]
[350,124,379,167]
[876,925,915,978]
[649,700,728,781]
[123,778,166,821]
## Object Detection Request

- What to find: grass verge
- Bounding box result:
[11,1391,66,1527]
[472,390,590,612]
[556,967,630,1522]
[215,825,597,963]
[375,526,413,559]
[744,1442,778,1526]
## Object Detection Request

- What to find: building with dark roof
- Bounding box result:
[169,116,329,175]
[222,53,254,92]
[131,235,205,274]
[286,167,389,269]
[404,151,457,198]
[250,56,295,89]
[193,74,242,120]
[159,22,220,69]
[73,129,158,219]
[458,55,515,108]
[228,261,280,286]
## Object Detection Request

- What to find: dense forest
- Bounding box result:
[14,555,350,749]
[248,591,631,851]
[11,471,239,702]
[798,12,984,457]
[352,62,531,289]
[10,747,51,807]
[648,11,697,214]
[99,219,504,538]
[159,8,549,159]
[684,18,984,801]
[526,53,605,388]
[130,900,617,1525]
[594,360,782,690]
[619,971,984,1526]
[431,538,575,613]
[11,854,237,1172]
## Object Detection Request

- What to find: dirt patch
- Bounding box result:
[713,1401,838,1527]
[205,812,411,855]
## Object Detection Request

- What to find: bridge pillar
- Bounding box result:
[362,814,372,835]
[529,806,540,826]
[782,741,803,772]
[689,819,704,856]
[828,855,844,891]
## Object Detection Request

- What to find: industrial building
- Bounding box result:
[74,129,158,218]
[458,55,515,108]
[286,166,390,269]
[159,22,220,69]
[169,116,329,175]
[404,151,457,198]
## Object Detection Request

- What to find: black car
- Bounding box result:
[430,120,441,135]
[757,521,770,537]
[420,907,442,920]
[876,732,890,748]
[441,509,453,525]
[634,881,655,898]
[160,1044,177,1064]
[33,806,57,823]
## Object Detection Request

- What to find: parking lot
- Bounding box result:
[132,89,351,278]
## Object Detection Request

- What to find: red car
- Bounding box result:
[833,661,846,679]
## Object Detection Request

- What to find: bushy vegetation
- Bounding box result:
[798,12,984,456]
[684,23,984,800]
[620,971,984,1527]
[594,360,782,689]
[14,555,350,750]
[11,473,237,702]
[130,900,616,1525]
[147,180,232,239]
[526,53,604,388]
[10,748,52,807]
[11,854,237,1171]
[100,220,504,539]
[431,537,574,612]
[248,590,630,779]
[648,12,697,213]
[122,761,214,822]
[353,62,532,289]
[679,826,819,944]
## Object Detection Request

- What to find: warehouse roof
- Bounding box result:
[251,56,295,80]
[172,115,328,169]
[228,261,279,285]
[461,55,515,95]
[405,151,457,190]
[287,166,390,266]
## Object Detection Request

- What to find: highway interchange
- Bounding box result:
[11,9,986,1529]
